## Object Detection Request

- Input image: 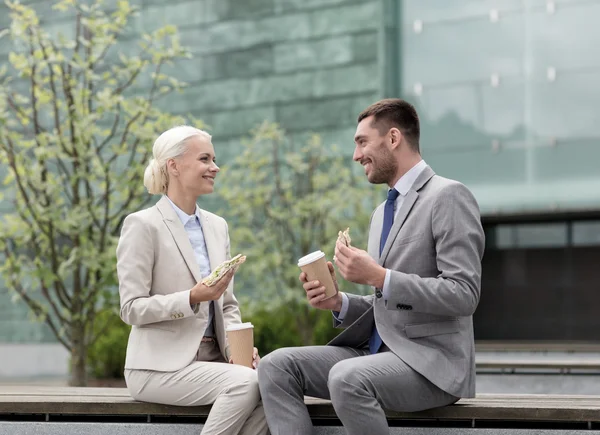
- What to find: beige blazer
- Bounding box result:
[330,166,485,398]
[116,196,242,372]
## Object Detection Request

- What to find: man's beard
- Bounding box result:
[367,146,397,185]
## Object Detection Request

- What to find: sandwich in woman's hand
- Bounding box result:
[202,254,246,286]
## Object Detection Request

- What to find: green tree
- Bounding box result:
[0,0,192,386]
[219,121,378,345]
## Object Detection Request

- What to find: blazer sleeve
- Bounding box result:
[334,293,374,328]
[221,221,242,330]
[117,213,197,326]
[385,182,485,317]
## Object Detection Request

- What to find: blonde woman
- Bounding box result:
[117,126,268,435]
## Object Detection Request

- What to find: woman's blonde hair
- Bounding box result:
[143,125,212,195]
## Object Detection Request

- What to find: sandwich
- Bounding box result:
[333,227,351,262]
[337,227,351,247]
[202,254,247,286]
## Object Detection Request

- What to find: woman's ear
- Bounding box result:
[166,158,179,177]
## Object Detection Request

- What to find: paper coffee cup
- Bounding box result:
[226,322,254,368]
[297,251,337,300]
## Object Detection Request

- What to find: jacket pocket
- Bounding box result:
[395,233,424,246]
[137,323,175,333]
[404,319,459,339]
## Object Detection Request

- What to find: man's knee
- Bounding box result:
[258,347,296,381]
[328,360,368,399]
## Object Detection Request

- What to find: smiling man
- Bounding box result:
[258,99,486,435]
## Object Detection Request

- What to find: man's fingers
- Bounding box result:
[309,292,326,305]
[306,287,325,299]
[337,242,353,256]
[299,272,308,283]
[303,280,321,292]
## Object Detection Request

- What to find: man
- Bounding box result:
[258,99,485,435]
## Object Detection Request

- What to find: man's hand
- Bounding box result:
[334,241,386,288]
[299,261,343,312]
[190,269,234,304]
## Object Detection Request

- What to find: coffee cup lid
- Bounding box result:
[297,250,325,267]
[226,322,254,331]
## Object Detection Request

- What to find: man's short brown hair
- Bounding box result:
[357,99,420,153]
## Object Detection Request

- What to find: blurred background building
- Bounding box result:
[1,0,599,380]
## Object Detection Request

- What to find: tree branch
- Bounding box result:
[2,248,71,350]
[36,32,72,157]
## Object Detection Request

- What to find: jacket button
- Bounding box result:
[375,290,382,298]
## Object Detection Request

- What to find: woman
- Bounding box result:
[117,125,268,435]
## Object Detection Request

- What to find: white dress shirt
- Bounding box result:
[336,160,428,320]
[166,196,214,337]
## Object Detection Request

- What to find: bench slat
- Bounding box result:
[1,387,599,422]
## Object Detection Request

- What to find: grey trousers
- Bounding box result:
[125,340,269,435]
[257,346,458,435]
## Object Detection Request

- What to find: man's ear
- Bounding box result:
[389,127,403,150]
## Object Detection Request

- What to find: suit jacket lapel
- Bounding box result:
[378,166,436,265]
[156,196,202,283]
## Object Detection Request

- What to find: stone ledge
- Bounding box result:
[1,387,600,423]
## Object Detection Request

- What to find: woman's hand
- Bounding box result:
[252,347,260,369]
[228,347,260,369]
[190,269,234,304]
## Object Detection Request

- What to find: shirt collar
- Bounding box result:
[165,195,200,226]
[392,159,428,196]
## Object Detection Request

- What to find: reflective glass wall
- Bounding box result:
[400,0,600,216]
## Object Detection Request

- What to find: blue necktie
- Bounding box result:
[369,188,400,354]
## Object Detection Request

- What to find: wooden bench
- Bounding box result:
[1,387,600,429]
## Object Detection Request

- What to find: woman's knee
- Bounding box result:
[225,367,261,402]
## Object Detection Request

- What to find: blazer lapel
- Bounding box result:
[378,166,436,265]
[156,196,202,283]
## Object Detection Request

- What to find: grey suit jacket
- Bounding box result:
[117,196,242,371]
[329,166,485,398]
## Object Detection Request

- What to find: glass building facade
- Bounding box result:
[400,0,600,216]
[396,0,600,342]
[0,0,599,370]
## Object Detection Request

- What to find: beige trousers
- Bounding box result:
[125,340,269,435]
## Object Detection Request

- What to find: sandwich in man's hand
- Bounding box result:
[337,227,351,247]
[333,228,351,262]
[202,254,246,286]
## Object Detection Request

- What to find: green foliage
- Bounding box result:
[243,300,341,356]
[0,0,195,385]
[87,309,130,379]
[218,121,377,344]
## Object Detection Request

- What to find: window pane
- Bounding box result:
[573,221,600,247]
[515,223,568,248]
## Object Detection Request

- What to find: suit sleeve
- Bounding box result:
[117,213,197,326]
[221,221,242,330]
[334,293,374,328]
[385,183,485,317]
